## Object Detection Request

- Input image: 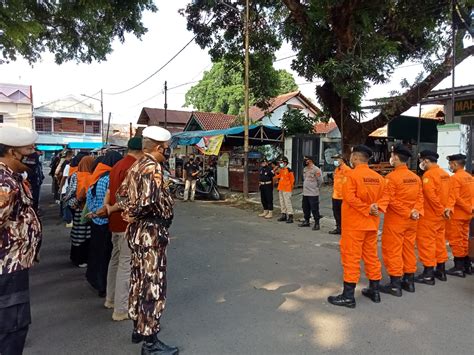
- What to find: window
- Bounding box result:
[35,117,52,132]
[0,114,3,123]
[54,118,62,132]
[85,121,101,134]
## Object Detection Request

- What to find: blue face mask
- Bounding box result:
[279,163,285,168]
[334,160,340,167]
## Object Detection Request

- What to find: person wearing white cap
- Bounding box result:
[116,126,179,355]
[0,126,42,354]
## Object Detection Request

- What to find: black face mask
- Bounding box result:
[304,159,309,166]
[163,148,171,161]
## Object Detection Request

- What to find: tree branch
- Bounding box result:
[362,44,474,134]
[281,0,311,40]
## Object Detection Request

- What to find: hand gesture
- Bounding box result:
[369,203,379,216]
[121,212,135,224]
[410,209,420,220]
[443,208,452,220]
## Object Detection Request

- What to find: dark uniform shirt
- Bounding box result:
[259,166,275,183]
[184,161,200,180]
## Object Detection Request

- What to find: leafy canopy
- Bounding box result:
[281,108,318,136]
[0,0,156,64]
[184,60,298,115]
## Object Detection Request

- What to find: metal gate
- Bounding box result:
[291,134,320,186]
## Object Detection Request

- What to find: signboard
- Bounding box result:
[455,98,474,116]
[194,135,225,156]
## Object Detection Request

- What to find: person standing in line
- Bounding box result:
[0,127,42,355]
[183,154,200,202]
[22,149,44,213]
[444,154,473,277]
[103,137,143,321]
[328,145,384,308]
[298,156,323,230]
[414,150,450,284]
[258,158,275,219]
[329,154,350,235]
[116,126,178,354]
[275,156,295,223]
[376,144,424,297]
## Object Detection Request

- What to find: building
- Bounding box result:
[0,83,33,128]
[137,108,191,133]
[34,96,103,155]
[183,111,237,131]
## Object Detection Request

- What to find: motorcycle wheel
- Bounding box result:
[211,186,220,200]
[175,186,185,200]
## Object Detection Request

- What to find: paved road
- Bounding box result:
[25,187,472,354]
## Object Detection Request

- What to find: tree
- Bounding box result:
[184,60,298,115]
[281,109,317,136]
[183,0,474,154]
[0,1,156,64]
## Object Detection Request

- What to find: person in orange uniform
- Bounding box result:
[328,145,384,308]
[329,154,351,235]
[376,144,423,297]
[444,153,474,277]
[275,156,295,223]
[414,150,450,284]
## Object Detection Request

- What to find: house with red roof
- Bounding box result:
[184,111,237,131]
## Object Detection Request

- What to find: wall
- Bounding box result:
[261,97,317,127]
[0,102,33,128]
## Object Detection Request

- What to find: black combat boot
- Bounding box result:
[132,330,144,344]
[286,214,294,223]
[141,334,179,355]
[380,276,403,297]
[298,220,310,227]
[327,282,356,308]
[464,256,472,275]
[401,273,416,292]
[434,262,447,281]
[277,213,287,222]
[312,223,320,231]
[328,228,341,235]
[446,257,466,278]
[414,267,435,286]
[361,280,381,303]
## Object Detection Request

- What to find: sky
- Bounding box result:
[0,0,473,125]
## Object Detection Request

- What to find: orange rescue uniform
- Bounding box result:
[416,164,450,267]
[377,165,423,277]
[446,169,473,257]
[332,163,350,200]
[340,164,384,283]
[276,167,295,192]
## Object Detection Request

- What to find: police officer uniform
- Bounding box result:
[258,158,275,219]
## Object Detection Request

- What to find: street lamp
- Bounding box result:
[81,89,104,144]
[218,0,250,198]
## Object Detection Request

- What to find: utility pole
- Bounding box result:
[451,0,456,123]
[105,112,111,145]
[243,0,250,198]
[164,81,168,129]
[100,89,104,145]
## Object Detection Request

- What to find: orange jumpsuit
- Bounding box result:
[416,164,450,266]
[340,164,384,283]
[445,169,473,257]
[332,163,350,200]
[377,165,423,276]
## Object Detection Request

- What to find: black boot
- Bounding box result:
[446,257,466,278]
[434,262,447,281]
[298,220,310,227]
[328,228,341,235]
[142,334,179,355]
[312,223,320,231]
[277,213,287,222]
[328,282,356,308]
[414,267,435,286]
[464,256,472,275]
[132,330,144,344]
[380,276,402,297]
[361,280,381,303]
[401,273,416,292]
[286,214,294,223]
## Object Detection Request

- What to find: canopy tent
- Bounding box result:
[67,142,103,149]
[170,124,283,148]
[36,145,64,151]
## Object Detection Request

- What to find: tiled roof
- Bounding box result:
[314,121,338,134]
[192,111,237,130]
[249,91,321,121]
[137,108,192,126]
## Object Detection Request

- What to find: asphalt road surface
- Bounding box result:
[25,188,473,355]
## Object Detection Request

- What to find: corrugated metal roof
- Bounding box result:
[137,108,192,127]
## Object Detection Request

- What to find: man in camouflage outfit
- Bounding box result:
[117,126,178,355]
[0,126,42,355]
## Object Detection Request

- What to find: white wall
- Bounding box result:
[0,102,33,128]
[261,97,317,127]
[437,123,470,172]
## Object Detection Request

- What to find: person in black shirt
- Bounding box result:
[258,158,275,219]
[22,149,45,212]
[183,154,200,201]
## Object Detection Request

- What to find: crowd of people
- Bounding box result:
[1,125,178,355]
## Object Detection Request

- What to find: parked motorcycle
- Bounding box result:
[171,170,220,201]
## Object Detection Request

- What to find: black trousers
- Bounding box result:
[302,196,320,223]
[260,184,274,210]
[86,223,112,294]
[332,198,342,230]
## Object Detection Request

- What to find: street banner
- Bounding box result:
[205,135,224,156]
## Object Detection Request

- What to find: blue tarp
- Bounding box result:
[36,145,64,151]
[67,142,103,149]
[170,124,282,147]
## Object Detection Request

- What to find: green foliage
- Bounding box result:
[0,0,156,64]
[184,60,297,114]
[281,109,318,136]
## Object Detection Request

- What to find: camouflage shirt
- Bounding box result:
[0,162,42,274]
[116,154,174,248]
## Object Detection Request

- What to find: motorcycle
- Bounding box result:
[171,170,221,201]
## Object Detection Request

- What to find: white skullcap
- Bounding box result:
[142,126,171,142]
[0,126,38,147]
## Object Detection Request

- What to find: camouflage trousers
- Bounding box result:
[129,244,167,336]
